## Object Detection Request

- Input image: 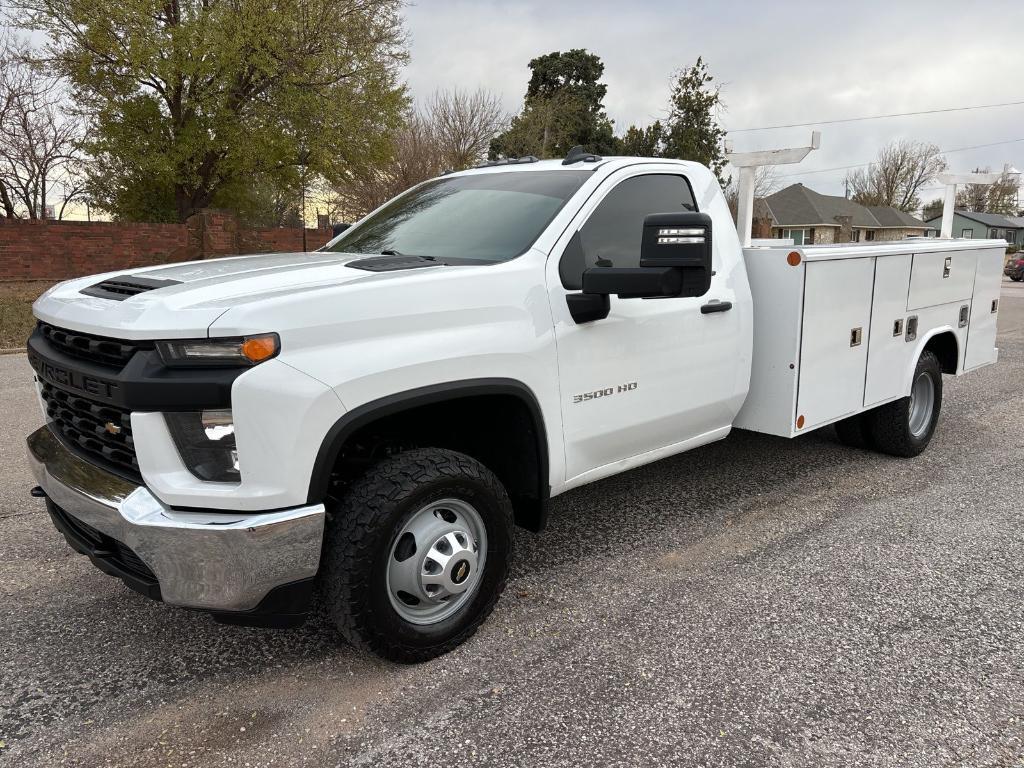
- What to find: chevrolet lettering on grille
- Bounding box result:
[28,351,120,399]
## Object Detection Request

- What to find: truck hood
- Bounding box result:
[32,251,447,339]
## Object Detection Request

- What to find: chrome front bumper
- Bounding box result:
[26,425,325,613]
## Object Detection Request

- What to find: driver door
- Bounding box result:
[547,168,747,485]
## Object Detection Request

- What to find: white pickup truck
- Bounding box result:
[25,150,1004,661]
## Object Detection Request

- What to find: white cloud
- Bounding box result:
[403,0,1024,197]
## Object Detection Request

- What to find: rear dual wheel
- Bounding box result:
[834,350,942,458]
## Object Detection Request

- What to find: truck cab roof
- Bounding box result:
[447,156,701,179]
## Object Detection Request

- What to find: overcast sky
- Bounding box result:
[403,0,1024,202]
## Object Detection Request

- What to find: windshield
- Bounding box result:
[326,170,592,264]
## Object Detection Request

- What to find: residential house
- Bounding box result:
[923,210,1024,246]
[761,183,932,245]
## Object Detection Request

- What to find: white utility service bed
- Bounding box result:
[734,238,1005,438]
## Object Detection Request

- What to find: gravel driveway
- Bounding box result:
[2,282,1023,767]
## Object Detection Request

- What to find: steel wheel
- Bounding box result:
[385,498,487,625]
[908,371,935,438]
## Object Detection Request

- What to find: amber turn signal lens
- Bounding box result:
[241,334,279,363]
[787,251,802,267]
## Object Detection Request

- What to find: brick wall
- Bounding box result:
[0,210,333,281]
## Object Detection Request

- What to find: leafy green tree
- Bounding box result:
[618,121,667,157]
[662,58,728,183]
[921,198,944,221]
[11,0,408,222]
[490,49,616,159]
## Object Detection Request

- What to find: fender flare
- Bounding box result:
[306,378,550,522]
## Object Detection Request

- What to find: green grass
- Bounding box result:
[0,282,50,350]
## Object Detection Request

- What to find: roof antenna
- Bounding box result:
[563,146,602,165]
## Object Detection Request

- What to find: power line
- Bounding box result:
[728,99,1024,133]
[774,137,1024,180]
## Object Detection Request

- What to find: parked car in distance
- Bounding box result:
[1005,256,1024,281]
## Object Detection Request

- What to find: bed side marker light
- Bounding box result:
[787,251,801,267]
[796,415,805,429]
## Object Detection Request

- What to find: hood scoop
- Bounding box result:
[80,275,182,301]
[347,255,444,272]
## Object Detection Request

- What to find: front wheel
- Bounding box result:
[866,350,943,457]
[319,448,514,663]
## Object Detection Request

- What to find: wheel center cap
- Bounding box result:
[451,559,471,585]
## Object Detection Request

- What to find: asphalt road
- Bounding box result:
[2,281,1023,767]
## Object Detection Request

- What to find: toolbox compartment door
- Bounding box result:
[797,258,875,430]
[963,247,1003,370]
[864,254,913,406]
[907,250,977,310]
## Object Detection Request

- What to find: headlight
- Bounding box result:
[165,409,240,482]
[156,333,279,367]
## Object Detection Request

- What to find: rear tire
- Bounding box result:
[866,350,943,457]
[320,448,514,663]
[834,412,873,450]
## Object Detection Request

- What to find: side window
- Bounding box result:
[559,174,696,289]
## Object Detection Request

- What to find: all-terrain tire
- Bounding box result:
[319,448,514,663]
[865,350,943,458]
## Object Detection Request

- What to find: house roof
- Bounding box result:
[866,205,930,228]
[763,184,928,229]
[924,210,1024,229]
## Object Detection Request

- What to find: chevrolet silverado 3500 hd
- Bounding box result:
[25,151,1003,661]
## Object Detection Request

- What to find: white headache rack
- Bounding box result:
[727,131,821,248]
[936,166,1018,239]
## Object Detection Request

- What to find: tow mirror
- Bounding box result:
[581,266,683,299]
[640,212,713,297]
[569,265,683,323]
[564,211,714,324]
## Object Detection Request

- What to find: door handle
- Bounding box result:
[700,300,733,314]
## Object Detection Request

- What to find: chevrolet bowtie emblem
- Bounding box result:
[104,421,122,435]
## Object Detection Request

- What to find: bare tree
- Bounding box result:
[429,88,509,170]
[845,139,947,213]
[0,34,83,219]
[0,32,31,217]
[329,88,508,220]
[956,167,1019,215]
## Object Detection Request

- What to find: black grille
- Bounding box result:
[40,382,140,480]
[37,321,151,369]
